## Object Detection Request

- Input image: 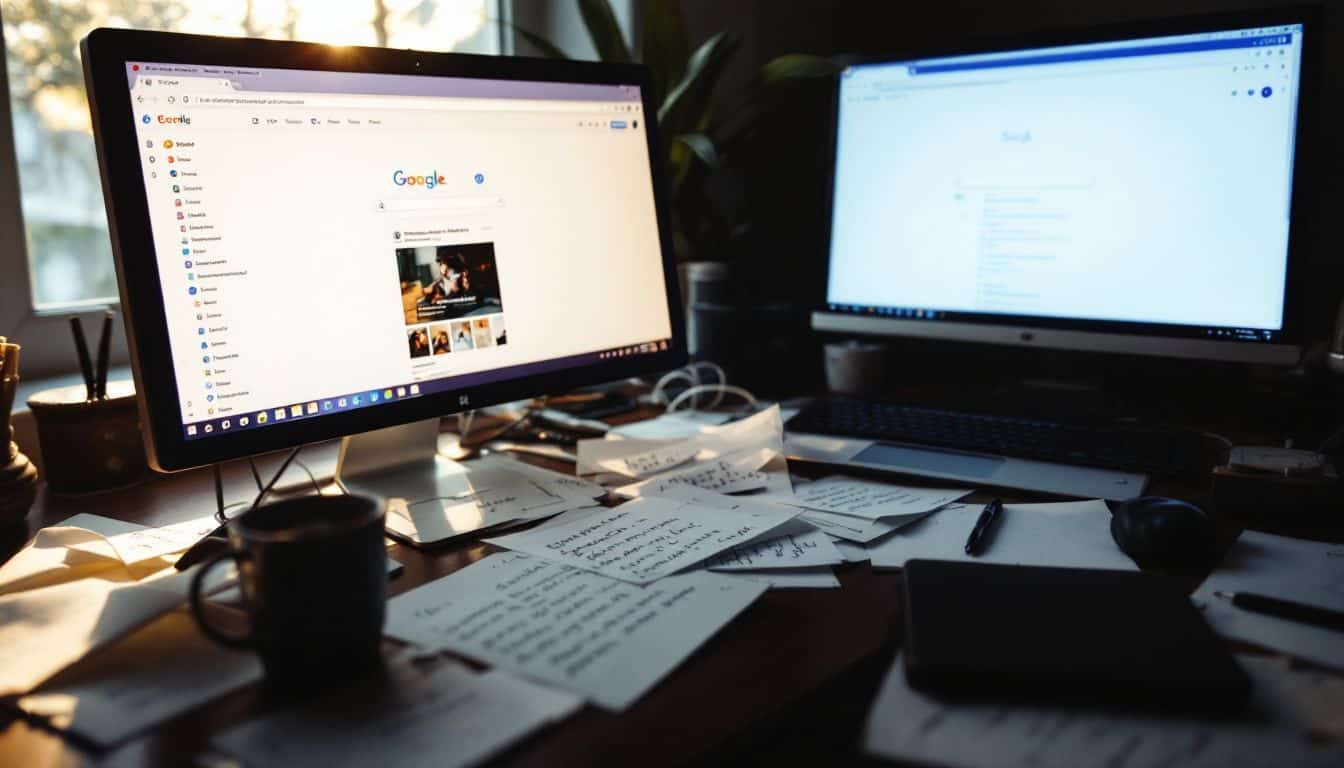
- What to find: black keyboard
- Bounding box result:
[787,398,1206,477]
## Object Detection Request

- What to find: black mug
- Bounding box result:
[189,494,387,683]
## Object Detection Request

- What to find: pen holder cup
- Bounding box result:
[27,380,147,495]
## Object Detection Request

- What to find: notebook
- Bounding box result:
[902,560,1250,712]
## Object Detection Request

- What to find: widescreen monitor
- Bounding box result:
[82,29,684,472]
[816,9,1318,365]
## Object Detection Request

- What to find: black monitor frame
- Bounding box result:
[82,28,686,472]
[815,6,1322,366]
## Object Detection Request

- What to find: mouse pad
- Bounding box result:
[902,560,1250,712]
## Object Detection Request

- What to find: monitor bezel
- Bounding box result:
[816,6,1320,366]
[82,28,688,472]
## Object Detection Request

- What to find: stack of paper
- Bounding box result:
[783,475,971,544]
[1193,531,1344,671]
[385,552,767,710]
[864,652,1344,768]
[579,406,792,500]
[213,656,582,768]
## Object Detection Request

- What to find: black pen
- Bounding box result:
[964,498,1003,556]
[1214,590,1344,632]
[94,311,113,399]
[69,316,95,400]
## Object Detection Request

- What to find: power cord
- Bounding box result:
[650,361,759,414]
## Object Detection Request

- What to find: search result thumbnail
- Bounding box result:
[397,242,503,325]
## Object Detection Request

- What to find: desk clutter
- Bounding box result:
[0,337,38,525]
[0,405,1341,766]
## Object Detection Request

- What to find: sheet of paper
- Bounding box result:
[867,500,1138,571]
[213,658,582,768]
[799,507,929,543]
[633,485,842,571]
[0,569,194,696]
[385,553,767,710]
[607,410,733,440]
[577,405,784,476]
[1192,531,1344,671]
[18,610,262,747]
[863,652,1344,768]
[717,567,840,589]
[596,441,701,478]
[61,513,220,565]
[788,476,971,521]
[483,494,798,584]
[613,448,773,497]
[833,539,871,563]
[468,453,607,501]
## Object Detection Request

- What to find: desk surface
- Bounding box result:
[0,412,1326,768]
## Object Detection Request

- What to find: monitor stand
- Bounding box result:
[336,418,501,547]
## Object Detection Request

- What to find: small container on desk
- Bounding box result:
[28,379,147,495]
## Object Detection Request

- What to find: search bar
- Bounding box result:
[376,196,504,213]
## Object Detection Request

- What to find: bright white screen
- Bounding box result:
[828,25,1303,332]
[126,64,671,434]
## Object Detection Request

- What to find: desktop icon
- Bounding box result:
[222,419,231,430]
[175,199,182,207]
[322,400,333,411]
[170,169,178,177]
[200,342,207,350]
[275,408,286,420]
[474,173,485,184]
[148,156,156,163]
[396,387,406,397]
[338,398,348,408]
[189,286,197,295]
[141,114,151,124]
[167,156,175,163]
[202,355,209,363]
[185,260,192,268]
[207,407,214,414]
[384,389,393,399]
[163,139,174,148]
[173,185,180,193]
[370,391,380,403]
[203,424,213,433]
[352,395,362,405]
[240,416,249,427]
[306,402,318,415]
[177,212,184,220]
[410,384,420,395]
[257,412,268,424]
[187,425,197,436]
[291,404,304,417]
[206,394,214,402]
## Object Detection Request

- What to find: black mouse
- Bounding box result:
[1110,496,1215,567]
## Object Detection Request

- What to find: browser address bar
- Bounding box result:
[376,196,504,213]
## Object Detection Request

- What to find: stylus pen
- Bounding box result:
[964,498,1003,556]
[69,317,96,401]
[1214,591,1344,632]
[94,311,113,399]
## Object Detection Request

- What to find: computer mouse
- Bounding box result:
[1110,497,1215,567]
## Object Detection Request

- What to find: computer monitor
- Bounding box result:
[816,9,1318,366]
[81,30,685,477]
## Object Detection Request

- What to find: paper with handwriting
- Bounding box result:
[214,657,582,768]
[799,507,929,544]
[718,567,840,589]
[483,494,798,584]
[384,553,767,710]
[577,405,784,476]
[864,652,1344,768]
[789,476,971,521]
[613,447,774,498]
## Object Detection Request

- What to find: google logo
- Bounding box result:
[392,170,445,189]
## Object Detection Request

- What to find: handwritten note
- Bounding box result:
[614,448,774,498]
[214,658,582,768]
[864,652,1344,768]
[718,567,840,589]
[19,611,262,747]
[484,494,798,584]
[385,553,768,710]
[789,476,970,520]
[799,508,927,544]
[387,468,600,545]
[577,405,784,476]
[703,520,844,571]
[598,441,701,478]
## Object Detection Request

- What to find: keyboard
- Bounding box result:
[786,398,1206,477]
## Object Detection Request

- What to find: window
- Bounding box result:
[1,0,503,374]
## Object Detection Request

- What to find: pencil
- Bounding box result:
[70,317,95,400]
[95,311,113,399]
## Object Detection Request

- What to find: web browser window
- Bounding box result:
[124,63,670,440]
[827,25,1304,340]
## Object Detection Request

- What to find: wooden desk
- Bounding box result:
[0,422,1324,767]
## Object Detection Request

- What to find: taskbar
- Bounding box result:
[182,337,671,439]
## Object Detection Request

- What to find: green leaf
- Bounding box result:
[673,132,719,169]
[578,0,631,63]
[503,21,570,60]
[640,0,689,101]
[658,31,739,140]
[758,53,840,86]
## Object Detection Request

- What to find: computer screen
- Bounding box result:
[117,59,672,445]
[821,18,1311,363]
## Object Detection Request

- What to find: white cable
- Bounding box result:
[667,384,759,414]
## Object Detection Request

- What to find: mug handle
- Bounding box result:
[189,548,254,649]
